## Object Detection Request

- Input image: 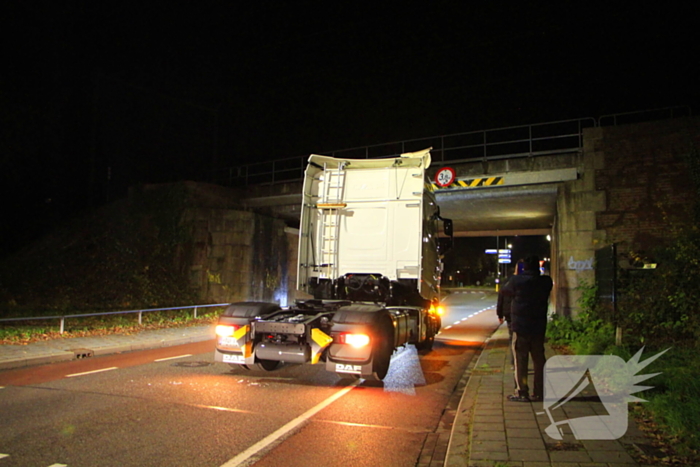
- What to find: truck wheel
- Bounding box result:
[368,323,393,381]
[241,360,281,371]
[416,316,437,351]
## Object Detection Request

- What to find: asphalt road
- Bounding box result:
[0,290,499,467]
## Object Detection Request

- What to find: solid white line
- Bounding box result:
[66,367,118,378]
[155,354,193,362]
[219,379,361,467]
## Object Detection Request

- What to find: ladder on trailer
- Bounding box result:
[316,163,347,279]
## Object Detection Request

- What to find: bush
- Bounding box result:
[548,280,700,458]
[547,280,615,355]
[616,227,700,349]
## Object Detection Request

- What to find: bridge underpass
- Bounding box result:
[242,153,582,317]
[230,113,697,317]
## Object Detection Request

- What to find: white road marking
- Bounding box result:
[312,418,432,433]
[192,404,258,414]
[155,354,193,362]
[48,464,68,467]
[66,367,118,378]
[444,326,452,330]
[219,379,362,467]
[0,453,8,459]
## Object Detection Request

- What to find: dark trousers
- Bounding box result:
[512,331,545,398]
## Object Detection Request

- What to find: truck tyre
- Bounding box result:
[367,321,394,381]
[241,359,281,371]
[416,315,438,351]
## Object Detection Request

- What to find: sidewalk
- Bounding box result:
[444,325,651,467]
[0,325,216,370]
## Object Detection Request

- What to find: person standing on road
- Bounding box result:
[500,255,553,402]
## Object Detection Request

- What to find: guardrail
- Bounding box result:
[0,303,230,334]
[212,106,691,187]
[212,117,596,187]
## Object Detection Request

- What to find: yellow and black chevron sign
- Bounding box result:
[432,176,504,190]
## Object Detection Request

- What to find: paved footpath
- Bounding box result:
[444,325,653,467]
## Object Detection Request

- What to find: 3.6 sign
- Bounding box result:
[434,167,455,187]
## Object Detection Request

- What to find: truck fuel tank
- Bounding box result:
[255,342,311,364]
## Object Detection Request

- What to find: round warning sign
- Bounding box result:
[435,167,456,187]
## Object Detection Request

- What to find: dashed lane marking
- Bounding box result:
[66,367,118,378]
[0,453,8,459]
[155,354,193,362]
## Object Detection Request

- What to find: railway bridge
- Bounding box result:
[226,109,697,316]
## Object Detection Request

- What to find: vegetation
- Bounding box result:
[0,308,221,345]
[0,184,198,317]
[547,253,700,462]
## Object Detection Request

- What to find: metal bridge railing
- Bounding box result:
[0,303,229,334]
[212,106,691,187]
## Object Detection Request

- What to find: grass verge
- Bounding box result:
[0,309,222,345]
[547,316,700,465]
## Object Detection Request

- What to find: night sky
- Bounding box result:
[3,2,698,257]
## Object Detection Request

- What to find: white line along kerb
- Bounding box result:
[220,379,362,467]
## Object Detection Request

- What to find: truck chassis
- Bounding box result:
[214,298,441,380]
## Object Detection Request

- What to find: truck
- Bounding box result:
[214,148,452,380]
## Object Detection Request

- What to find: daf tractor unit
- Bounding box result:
[214,148,452,380]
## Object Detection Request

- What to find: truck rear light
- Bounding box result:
[337,332,371,348]
[216,324,239,337]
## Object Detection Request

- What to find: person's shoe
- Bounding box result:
[507,393,530,402]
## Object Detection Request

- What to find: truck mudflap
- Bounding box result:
[327,359,374,376]
[214,322,257,366]
[214,301,281,368]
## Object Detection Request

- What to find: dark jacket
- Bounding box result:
[500,270,553,335]
[496,289,512,321]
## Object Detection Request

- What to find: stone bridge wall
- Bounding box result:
[556,117,699,316]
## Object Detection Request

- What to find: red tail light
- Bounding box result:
[336,332,371,348]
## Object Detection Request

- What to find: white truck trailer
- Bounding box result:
[214,148,452,380]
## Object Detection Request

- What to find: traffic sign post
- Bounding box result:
[485,248,512,289]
